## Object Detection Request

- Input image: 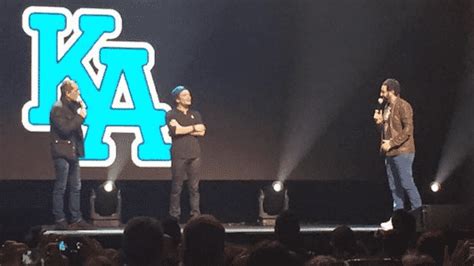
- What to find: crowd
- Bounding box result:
[1,210,472,265]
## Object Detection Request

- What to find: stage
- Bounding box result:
[42,224,382,237]
[37,223,474,256]
[39,224,387,252]
[1,180,473,243]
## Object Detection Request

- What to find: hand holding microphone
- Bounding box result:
[377,97,384,110]
[77,95,87,118]
[373,97,384,124]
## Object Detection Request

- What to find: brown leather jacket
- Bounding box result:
[377,97,415,157]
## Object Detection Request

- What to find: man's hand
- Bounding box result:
[381,140,391,152]
[169,119,205,136]
[191,124,206,136]
[191,131,205,136]
[79,108,87,118]
[373,110,383,124]
[169,119,181,128]
[193,124,206,132]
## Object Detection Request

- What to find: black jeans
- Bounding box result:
[169,157,201,218]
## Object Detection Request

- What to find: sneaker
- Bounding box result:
[380,218,393,231]
[55,220,69,230]
[69,219,94,230]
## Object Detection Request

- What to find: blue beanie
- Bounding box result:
[171,85,187,98]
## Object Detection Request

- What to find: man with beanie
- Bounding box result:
[167,86,206,221]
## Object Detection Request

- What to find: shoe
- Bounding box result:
[55,220,69,230]
[380,218,393,231]
[69,219,94,230]
[190,212,201,220]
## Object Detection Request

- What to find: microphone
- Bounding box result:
[76,95,87,118]
[77,95,86,109]
[376,97,385,112]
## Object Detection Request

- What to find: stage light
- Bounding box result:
[258,182,289,226]
[90,181,122,227]
[104,180,114,193]
[272,181,283,192]
[430,181,441,193]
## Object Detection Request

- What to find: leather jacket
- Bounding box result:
[377,97,415,157]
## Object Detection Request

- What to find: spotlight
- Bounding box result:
[90,181,122,227]
[258,181,289,226]
[272,181,283,192]
[104,180,114,193]
[430,181,441,193]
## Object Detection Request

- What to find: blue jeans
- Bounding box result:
[385,153,422,211]
[52,158,82,223]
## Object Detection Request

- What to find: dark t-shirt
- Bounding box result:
[166,108,203,159]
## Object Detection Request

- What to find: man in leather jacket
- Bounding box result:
[49,79,90,229]
[373,79,422,230]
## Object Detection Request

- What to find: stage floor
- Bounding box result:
[42,224,382,236]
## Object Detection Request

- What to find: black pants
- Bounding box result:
[169,157,201,218]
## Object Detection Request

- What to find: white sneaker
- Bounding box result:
[380,218,393,231]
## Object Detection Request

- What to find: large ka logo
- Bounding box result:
[22,6,172,167]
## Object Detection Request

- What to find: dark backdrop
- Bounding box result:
[1,0,472,181]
